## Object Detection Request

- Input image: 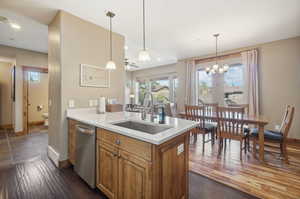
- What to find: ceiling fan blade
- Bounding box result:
[126,63,138,68]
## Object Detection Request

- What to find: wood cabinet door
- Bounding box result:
[68,119,77,165]
[96,141,118,199]
[160,138,188,199]
[118,150,151,199]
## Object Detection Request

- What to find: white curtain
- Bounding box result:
[242,49,259,116]
[185,60,197,105]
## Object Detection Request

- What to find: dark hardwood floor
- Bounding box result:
[0,130,257,199]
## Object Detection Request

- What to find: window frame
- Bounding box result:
[135,73,177,105]
[28,71,41,83]
[196,56,246,105]
[223,63,247,104]
[196,68,213,104]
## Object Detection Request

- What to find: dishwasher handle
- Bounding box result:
[76,125,95,135]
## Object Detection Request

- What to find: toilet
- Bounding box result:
[42,113,49,126]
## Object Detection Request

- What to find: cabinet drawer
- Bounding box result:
[97,129,118,146]
[97,128,152,161]
[118,134,152,161]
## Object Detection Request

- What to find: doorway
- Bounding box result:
[23,66,48,134]
[0,61,15,134]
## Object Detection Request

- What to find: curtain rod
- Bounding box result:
[181,48,257,64]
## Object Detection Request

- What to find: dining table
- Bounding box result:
[178,111,269,162]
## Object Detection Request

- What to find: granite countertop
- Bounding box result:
[66,108,198,145]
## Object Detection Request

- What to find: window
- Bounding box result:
[136,80,148,105]
[135,74,177,105]
[224,63,245,104]
[29,72,40,83]
[197,63,246,105]
[151,78,170,104]
[197,70,213,104]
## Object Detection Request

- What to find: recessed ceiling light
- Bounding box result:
[124,45,128,50]
[10,23,21,30]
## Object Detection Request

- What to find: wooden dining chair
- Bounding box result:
[228,104,251,143]
[251,105,295,163]
[203,103,218,139]
[203,103,218,112]
[185,105,215,153]
[217,106,249,160]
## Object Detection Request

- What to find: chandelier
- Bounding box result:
[206,34,229,74]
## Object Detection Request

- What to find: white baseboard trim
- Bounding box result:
[47,145,60,167]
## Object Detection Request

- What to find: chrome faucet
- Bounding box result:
[141,91,156,121]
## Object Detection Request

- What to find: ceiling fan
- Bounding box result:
[124,58,140,70]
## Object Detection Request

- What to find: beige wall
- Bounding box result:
[60,11,125,107]
[28,72,48,122]
[0,61,13,126]
[259,37,300,139]
[48,11,125,161]
[0,45,48,132]
[48,12,62,155]
[132,36,300,139]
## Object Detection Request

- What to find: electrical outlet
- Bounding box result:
[68,100,75,108]
[177,143,184,155]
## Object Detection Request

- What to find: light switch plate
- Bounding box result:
[275,125,280,131]
[93,99,98,106]
[68,100,75,108]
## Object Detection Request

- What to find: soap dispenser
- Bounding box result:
[158,106,166,124]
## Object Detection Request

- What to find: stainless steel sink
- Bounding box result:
[112,120,171,134]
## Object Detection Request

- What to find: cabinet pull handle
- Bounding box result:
[113,152,118,157]
[116,139,121,145]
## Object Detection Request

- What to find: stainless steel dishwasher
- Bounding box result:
[74,124,96,188]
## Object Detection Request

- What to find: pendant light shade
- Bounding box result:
[106,60,116,70]
[139,0,151,62]
[138,50,151,62]
[106,11,116,70]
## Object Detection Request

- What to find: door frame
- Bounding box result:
[22,66,48,134]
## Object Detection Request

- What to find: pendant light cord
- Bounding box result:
[110,16,112,60]
[215,34,218,65]
[143,0,146,51]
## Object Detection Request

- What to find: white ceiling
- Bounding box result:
[0,9,48,53]
[1,0,300,70]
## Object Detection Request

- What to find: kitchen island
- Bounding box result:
[67,108,197,199]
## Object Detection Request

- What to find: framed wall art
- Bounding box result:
[80,64,110,88]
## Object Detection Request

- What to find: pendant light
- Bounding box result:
[106,11,116,70]
[206,34,229,75]
[138,0,151,62]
